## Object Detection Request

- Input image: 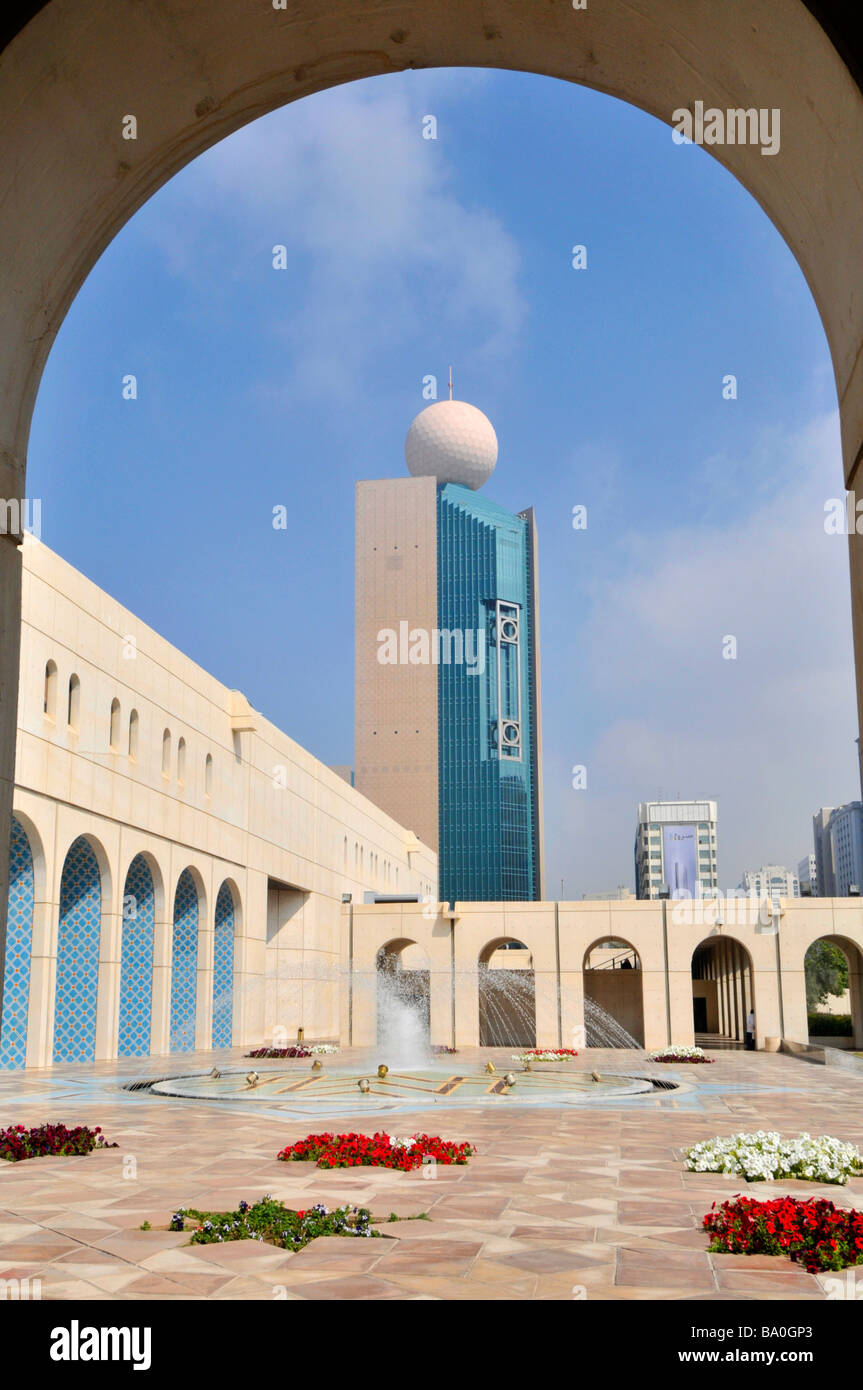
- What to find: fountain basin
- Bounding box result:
[148,1066,659,1111]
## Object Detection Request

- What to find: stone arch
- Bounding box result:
[3,2,863,1002]
[804,933,863,1049]
[118,852,157,1057]
[53,834,103,1063]
[0,814,37,1068]
[375,936,430,1053]
[582,936,644,1047]
[478,936,535,1048]
[691,934,755,1046]
[170,866,202,1051]
[212,877,239,1049]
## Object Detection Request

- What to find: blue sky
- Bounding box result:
[28,68,856,893]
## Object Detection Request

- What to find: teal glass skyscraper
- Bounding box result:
[437,484,542,902]
[354,388,544,904]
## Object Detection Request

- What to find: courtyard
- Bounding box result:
[1,1045,861,1301]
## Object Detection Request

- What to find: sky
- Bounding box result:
[27,67,857,896]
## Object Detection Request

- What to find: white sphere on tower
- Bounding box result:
[404,398,498,490]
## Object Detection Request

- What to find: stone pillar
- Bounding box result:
[24,812,57,1068]
[0,530,22,1030]
[849,528,863,802]
[95,861,122,1062]
[849,948,863,1049]
[559,968,584,1051]
[534,965,559,1048]
[454,963,480,1048]
[428,913,453,1048]
[195,877,214,1052]
[150,869,173,1057]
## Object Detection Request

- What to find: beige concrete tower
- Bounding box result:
[354,476,439,851]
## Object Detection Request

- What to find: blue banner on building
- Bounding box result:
[663,824,697,897]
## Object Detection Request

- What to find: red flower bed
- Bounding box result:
[278,1131,474,1171]
[246,1046,311,1058]
[0,1123,117,1162]
[704,1194,863,1273]
[520,1048,579,1058]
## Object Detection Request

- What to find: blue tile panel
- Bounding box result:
[118,855,155,1057]
[212,880,234,1048]
[53,836,101,1063]
[170,869,198,1051]
[0,816,35,1069]
[437,484,540,903]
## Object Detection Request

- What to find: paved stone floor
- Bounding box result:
[1,1046,861,1300]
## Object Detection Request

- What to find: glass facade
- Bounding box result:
[437,484,540,903]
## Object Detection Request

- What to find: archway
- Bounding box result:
[2,2,863,1003]
[582,938,644,1047]
[805,935,863,1049]
[54,835,102,1063]
[375,937,430,1056]
[170,868,200,1052]
[478,938,536,1047]
[212,879,237,1049]
[0,815,36,1068]
[118,853,156,1058]
[691,936,754,1046]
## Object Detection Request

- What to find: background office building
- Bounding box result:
[810,803,863,896]
[635,800,718,900]
[812,807,835,897]
[798,853,818,896]
[355,393,544,905]
[826,803,863,896]
[740,864,800,901]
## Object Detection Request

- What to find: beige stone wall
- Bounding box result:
[14,538,437,1066]
[347,897,863,1052]
[354,477,439,850]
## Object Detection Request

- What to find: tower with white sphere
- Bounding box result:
[354,381,544,904]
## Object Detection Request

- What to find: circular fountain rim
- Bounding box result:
[145,1065,681,1109]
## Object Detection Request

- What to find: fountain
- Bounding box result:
[146,945,681,1113]
[375,967,430,1068]
[583,996,641,1049]
[238,954,648,1058]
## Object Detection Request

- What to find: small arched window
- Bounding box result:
[177,737,186,785]
[109,698,121,750]
[67,674,80,730]
[43,660,57,720]
[128,709,139,760]
[161,728,171,777]
[205,752,213,798]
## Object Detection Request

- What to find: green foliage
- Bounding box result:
[805,941,849,1010]
[808,1013,852,1036]
[168,1196,381,1251]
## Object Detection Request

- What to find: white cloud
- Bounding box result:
[544,410,859,894]
[151,78,525,402]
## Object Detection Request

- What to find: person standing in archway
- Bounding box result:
[745,1008,756,1051]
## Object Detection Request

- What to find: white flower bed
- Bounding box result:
[647,1044,709,1061]
[684,1131,863,1185]
[309,1044,340,1055]
[511,1050,575,1063]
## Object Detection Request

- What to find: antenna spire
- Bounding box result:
[448,365,454,401]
